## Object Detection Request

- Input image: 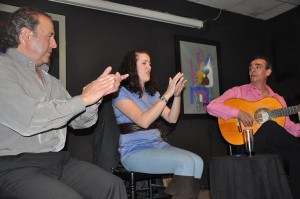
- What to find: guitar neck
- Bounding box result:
[270,104,300,118]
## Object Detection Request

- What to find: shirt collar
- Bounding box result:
[248,83,275,97]
[6,48,49,73]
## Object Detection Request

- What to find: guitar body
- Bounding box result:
[218,98,286,145]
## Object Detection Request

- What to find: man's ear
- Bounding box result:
[19,27,32,45]
[266,68,272,77]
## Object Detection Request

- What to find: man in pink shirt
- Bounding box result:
[207,56,300,199]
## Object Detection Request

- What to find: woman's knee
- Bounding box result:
[193,154,203,167]
[173,155,197,175]
[192,155,204,178]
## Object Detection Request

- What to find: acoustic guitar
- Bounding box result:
[218,98,300,145]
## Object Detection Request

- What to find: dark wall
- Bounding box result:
[1,0,299,188]
[267,7,300,120]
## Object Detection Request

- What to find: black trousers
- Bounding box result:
[235,121,300,199]
[0,151,127,199]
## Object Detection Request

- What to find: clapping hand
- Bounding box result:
[174,75,187,97]
[164,72,186,99]
[80,66,128,106]
[101,68,129,96]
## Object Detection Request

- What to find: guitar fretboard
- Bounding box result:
[270,105,300,118]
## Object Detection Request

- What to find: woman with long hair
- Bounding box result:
[112,49,203,199]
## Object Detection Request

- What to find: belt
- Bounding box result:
[118,121,159,134]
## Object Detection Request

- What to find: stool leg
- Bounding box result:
[130,172,136,199]
[148,179,153,198]
[229,144,233,156]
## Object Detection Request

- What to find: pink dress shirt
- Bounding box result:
[207,84,300,137]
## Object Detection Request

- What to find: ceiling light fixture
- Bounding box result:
[48,0,203,29]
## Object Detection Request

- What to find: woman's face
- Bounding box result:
[136,53,151,86]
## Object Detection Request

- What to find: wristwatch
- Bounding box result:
[160,96,168,103]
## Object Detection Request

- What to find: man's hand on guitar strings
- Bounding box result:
[237,110,253,127]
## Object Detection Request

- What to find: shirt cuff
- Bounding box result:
[70,96,86,115]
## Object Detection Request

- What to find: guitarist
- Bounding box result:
[207,56,300,199]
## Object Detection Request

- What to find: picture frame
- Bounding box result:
[0,3,67,88]
[174,35,221,116]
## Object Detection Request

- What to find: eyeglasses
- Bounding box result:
[249,64,265,71]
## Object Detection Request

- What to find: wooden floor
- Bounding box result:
[198,189,210,199]
[132,182,211,198]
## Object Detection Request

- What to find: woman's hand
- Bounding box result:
[174,77,187,97]
[163,72,185,99]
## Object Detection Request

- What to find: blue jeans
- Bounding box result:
[122,146,203,178]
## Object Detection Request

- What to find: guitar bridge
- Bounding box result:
[236,119,242,132]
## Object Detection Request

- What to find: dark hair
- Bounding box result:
[0,21,6,53]
[119,49,159,97]
[253,56,272,69]
[0,7,51,52]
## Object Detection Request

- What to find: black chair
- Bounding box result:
[112,164,172,199]
[93,101,174,198]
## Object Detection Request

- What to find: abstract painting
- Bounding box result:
[175,35,221,115]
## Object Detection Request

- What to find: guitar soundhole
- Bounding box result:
[254,108,270,124]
